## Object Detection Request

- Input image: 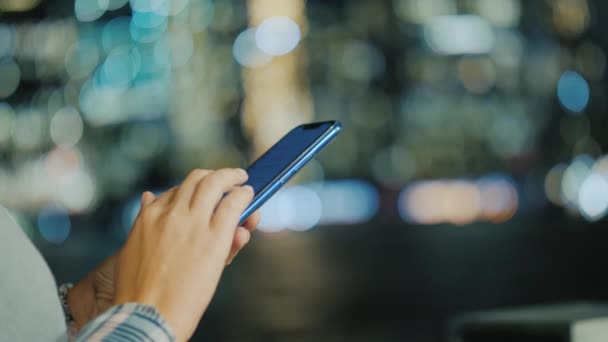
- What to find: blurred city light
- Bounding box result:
[313,180,380,225]
[107,0,129,10]
[37,204,71,244]
[475,0,521,28]
[578,174,608,221]
[233,28,272,68]
[0,102,14,145]
[0,0,606,255]
[394,0,456,24]
[338,40,385,82]
[545,164,568,206]
[546,154,608,222]
[65,39,101,79]
[0,25,16,59]
[258,185,323,233]
[50,106,84,147]
[398,176,518,225]
[551,0,590,38]
[0,58,20,99]
[0,0,40,12]
[561,155,593,206]
[424,15,494,55]
[255,16,301,56]
[557,70,590,113]
[75,0,109,22]
[256,180,379,233]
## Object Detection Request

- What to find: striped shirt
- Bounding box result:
[74,304,175,342]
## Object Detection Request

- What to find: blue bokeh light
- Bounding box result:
[557,70,590,113]
[102,17,131,53]
[37,205,71,244]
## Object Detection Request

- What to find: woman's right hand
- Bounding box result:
[114,168,254,342]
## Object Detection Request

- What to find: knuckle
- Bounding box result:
[237,186,254,201]
[186,169,208,181]
[141,205,160,219]
[164,208,182,223]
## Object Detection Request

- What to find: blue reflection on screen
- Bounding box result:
[245,122,333,194]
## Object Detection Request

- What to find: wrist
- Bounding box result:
[67,274,96,331]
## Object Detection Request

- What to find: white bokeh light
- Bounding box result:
[561,156,593,206]
[55,168,96,212]
[578,173,608,221]
[258,185,322,232]
[255,16,301,56]
[233,28,272,67]
[75,0,109,22]
[50,106,84,147]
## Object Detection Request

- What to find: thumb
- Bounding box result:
[141,191,156,208]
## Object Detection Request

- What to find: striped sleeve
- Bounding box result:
[74,304,175,342]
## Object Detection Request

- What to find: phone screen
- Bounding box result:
[240,121,340,224]
[245,121,336,194]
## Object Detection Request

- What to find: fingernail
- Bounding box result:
[243,185,254,193]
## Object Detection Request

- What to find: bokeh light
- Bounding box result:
[0,25,16,59]
[258,185,322,233]
[233,28,272,68]
[255,16,301,56]
[102,17,132,53]
[0,102,15,145]
[75,0,109,22]
[399,176,519,225]
[545,164,567,206]
[557,70,590,113]
[424,15,494,55]
[0,58,21,98]
[50,106,84,147]
[37,204,71,244]
[578,173,608,221]
[65,39,101,80]
[314,180,379,225]
[561,155,593,206]
[257,180,379,233]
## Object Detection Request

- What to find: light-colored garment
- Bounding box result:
[75,304,174,342]
[0,207,69,342]
[0,207,175,341]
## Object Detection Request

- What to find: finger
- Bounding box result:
[190,169,249,218]
[151,186,178,206]
[211,185,254,235]
[242,211,260,232]
[140,191,156,208]
[174,169,213,207]
[226,227,250,265]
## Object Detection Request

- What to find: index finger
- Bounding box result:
[190,168,249,219]
[242,211,260,232]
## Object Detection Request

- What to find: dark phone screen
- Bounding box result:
[244,122,334,195]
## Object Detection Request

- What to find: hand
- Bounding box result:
[67,170,259,337]
[114,168,255,342]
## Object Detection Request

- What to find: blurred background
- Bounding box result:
[1,0,608,340]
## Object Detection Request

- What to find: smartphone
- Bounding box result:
[239,120,342,225]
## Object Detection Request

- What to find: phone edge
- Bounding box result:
[238,121,342,225]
